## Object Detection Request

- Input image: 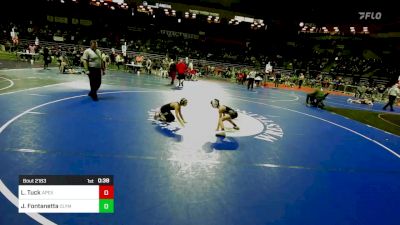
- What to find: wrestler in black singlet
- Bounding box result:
[160,103,175,122]
[223,106,238,119]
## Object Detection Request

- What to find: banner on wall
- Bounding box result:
[80,19,93,26]
[72,18,79,25]
[53,36,64,42]
[46,15,92,26]
[47,15,54,22]
[54,16,68,24]
[160,30,199,39]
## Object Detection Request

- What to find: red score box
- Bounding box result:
[99,185,114,199]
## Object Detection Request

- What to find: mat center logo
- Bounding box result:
[236,110,284,142]
[148,108,283,143]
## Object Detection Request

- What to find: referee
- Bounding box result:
[82,40,105,101]
[383,83,400,112]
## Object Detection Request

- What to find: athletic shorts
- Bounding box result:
[228,110,238,119]
[162,112,175,122]
[160,106,175,122]
[178,74,185,80]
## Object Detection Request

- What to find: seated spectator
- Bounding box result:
[135,55,144,65]
[355,84,367,98]
[59,56,68,74]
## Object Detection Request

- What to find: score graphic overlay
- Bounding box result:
[18,175,114,213]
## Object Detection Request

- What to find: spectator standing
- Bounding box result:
[169,60,177,85]
[42,46,50,70]
[82,40,105,101]
[298,73,305,89]
[247,70,256,90]
[274,71,281,88]
[145,58,152,74]
[377,84,386,101]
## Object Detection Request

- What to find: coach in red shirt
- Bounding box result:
[176,59,187,87]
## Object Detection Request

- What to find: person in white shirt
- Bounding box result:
[383,83,400,111]
[265,62,272,74]
[247,70,256,90]
[82,40,105,101]
[115,54,124,70]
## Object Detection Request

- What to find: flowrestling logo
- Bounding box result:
[148,108,284,143]
[359,12,382,20]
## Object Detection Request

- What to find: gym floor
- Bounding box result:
[0,67,399,225]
